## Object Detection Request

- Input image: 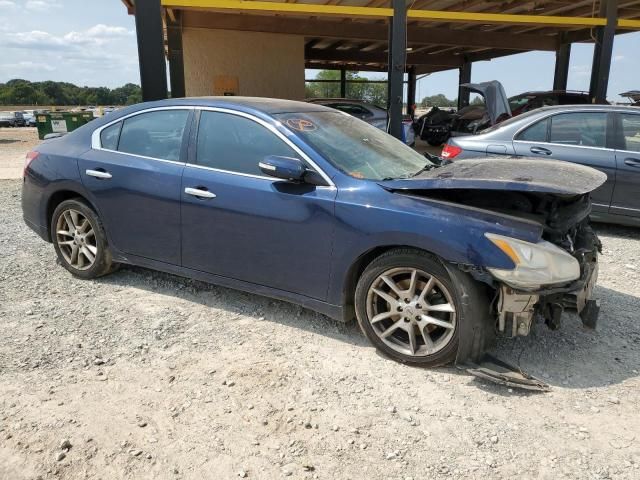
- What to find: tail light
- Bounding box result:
[441,144,462,160]
[24,151,39,177]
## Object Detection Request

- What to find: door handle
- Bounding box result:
[624,158,640,168]
[530,146,552,155]
[86,169,112,179]
[184,187,216,199]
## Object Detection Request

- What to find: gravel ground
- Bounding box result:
[0,176,639,480]
[0,128,40,179]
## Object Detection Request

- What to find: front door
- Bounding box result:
[180,109,337,300]
[78,108,191,265]
[611,112,640,217]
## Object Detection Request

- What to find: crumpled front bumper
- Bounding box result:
[496,247,600,336]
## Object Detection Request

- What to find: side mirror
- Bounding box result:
[259,155,306,182]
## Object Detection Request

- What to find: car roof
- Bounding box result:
[134,96,333,115]
[533,104,640,113]
[452,103,640,142]
[308,98,383,107]
[511,90,590,97]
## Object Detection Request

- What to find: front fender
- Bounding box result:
[327,187,542,306]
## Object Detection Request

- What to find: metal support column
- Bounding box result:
[457,59,471,111]
[553,39,571,91]
[340,67,347,98]
[589,0,617,104]
[167,10,185,98]
[407,66,416,118]
[134,0,168,101]
[387,0,407,140]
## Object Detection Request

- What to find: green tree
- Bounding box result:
[0,79,143,106]
[420,94,456,108]
[306,70,387,107]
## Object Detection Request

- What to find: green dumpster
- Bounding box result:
[36,111,95,140]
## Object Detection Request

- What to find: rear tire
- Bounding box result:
[51,198,115,279]
[355,249,462,367]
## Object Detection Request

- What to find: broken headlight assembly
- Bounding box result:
[485,233,580,290]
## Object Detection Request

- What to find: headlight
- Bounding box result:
[485,233,580,290]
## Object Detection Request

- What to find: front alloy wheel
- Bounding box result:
[355,249,460,366]
[366,267,456,357]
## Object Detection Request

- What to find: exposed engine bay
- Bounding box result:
[417,188,602,337]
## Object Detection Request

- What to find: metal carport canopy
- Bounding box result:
[124,0,640,137]
[156,0,640,75]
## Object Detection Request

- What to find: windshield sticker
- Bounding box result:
[286,118,317,132]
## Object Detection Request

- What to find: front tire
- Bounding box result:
[51,198,114,279]
[355,249,461,367]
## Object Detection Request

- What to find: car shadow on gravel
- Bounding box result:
[96,265,638,393]
[593,222,639,238]
[484,285,639,392]
[96,265,367,347]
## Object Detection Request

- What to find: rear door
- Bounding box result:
[513,111,615,213]
[180,109,337,300]
[79,108,191,265]
[611,112,640,217]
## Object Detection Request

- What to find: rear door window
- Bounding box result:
[548,112,607,148]
[118,109,190,161]
[621,114,640,152]
[195,111,300,176]
[100,122,122,150]
[516,118,549,142]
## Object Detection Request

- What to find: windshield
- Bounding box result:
[274,111,431,180]
[508,94,534,112]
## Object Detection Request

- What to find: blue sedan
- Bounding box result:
[22,97,604,368]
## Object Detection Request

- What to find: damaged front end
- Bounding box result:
[379,158,607,389]
[493,220,601,338]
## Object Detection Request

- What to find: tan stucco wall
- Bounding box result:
[182,28,305,100]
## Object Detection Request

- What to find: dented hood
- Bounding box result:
[378,158,607,196]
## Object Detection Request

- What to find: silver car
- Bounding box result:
[307,98,415,146]
[442,105,640,227]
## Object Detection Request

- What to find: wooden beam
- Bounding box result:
[161,0,640,29]
[181,11,559,51]
[305,47,462,67]
[121,0,135,15]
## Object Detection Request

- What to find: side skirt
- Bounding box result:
[111,250,345,322]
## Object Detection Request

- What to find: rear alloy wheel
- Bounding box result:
[51,199,114,279]
[355,249,460,366]
[56,209,98,270]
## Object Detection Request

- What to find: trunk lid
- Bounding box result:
[460,81,512,124]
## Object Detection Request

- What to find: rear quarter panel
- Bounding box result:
[22,135,92,239]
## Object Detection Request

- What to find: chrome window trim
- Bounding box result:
[88,147,186,167]
[511,108,615,152]
[195,107,335,188]
[513,139,615,153]
[90,105,336,188]
[186,163,279,182]
[614,148,640,155]
[609,205,640,212]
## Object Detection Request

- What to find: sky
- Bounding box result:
[1,0,638,102]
